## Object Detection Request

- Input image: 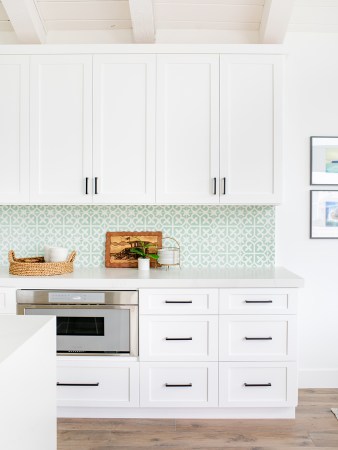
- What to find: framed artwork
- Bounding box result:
[311,136,338,185]
[310,191,338,238]
[105,231,162,268]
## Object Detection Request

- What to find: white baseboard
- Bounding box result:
[299,369,338,388]
[58,407,295,419]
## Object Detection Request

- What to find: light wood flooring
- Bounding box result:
[58,389,338,449]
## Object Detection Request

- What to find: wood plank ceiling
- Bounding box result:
[0,1,12,31]
[1,0,338,43]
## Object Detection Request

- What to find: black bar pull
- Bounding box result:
[245,300,273,304]
[244,383,272,387]
[165,337,193,341]
[213,177,217,195]
[94,177,98,194]
[244,337,272,341]
[57,382,99,387]
[85,177,89,195]
[223,177,226,195]
[165,300,192,304]
[165,383,192,388]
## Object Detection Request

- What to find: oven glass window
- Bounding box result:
[57,317,104,336]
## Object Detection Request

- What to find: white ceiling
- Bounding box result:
[1,0,338,43]
[0,1,12,31]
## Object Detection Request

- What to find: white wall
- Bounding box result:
[276,33,338,387]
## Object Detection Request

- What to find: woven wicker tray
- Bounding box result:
[8,250,76,276]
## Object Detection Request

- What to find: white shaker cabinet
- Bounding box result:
[0,288,16,314]
[30,55,93,204]
[220,55,283,204]
[156,54,220,204]
[156,53,283,205]
[93,55,156,204]
[0,56,29,204]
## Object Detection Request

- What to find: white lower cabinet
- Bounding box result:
[219,315,297,361]
[139,289,219,315]
[219,362,297,407]
[140,362,218,407]
[57,358,139,408]
[54,287,298,417]
[219,289,297,315]
[140,315,218,361]
[0,288,16,314]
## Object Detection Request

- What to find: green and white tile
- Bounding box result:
[0,205,275,268]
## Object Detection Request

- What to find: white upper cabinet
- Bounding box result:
[93,55,156,204]
[220,55,283,204]
[30,55,92,204]
[0,50,283,206]
[0,56,29,204]
[156,55,220,204]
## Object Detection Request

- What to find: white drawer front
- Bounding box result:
[219,362,297,407]
[140,362,218,407]
[57,360,139,408]
[0,288,16,314]
[219,315,297,361]
[220,289,297,314]
[139,289,218,314]
[140,315,218,361]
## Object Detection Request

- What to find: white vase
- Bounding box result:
[138,258,150,271]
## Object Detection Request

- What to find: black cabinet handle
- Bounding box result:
[244,337,272,341]
[94,177,98,194]
[213,177,217,195]
[223,177,226,195]
[165,383,192,388]
[165,337,193,341]
[57,382,99,387]
[245,300,273,304]
[244,383,271,387]
[85,177,89,195]
[165,300,192,304]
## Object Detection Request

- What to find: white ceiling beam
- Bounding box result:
[260,0,296,44]
[1,0,46,44]
[129,0,155,43]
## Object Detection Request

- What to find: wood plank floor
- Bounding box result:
[57,389,338,449]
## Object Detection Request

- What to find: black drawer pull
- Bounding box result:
[85,177,89,195]
[165,300,192,304]
[165,383,192,388]
[94,177,98,194]
[57,382,99,387]
[165,337,193,341]
[245,300,273,304]
[223,177,226,195]
[244,337,272,341]
[244,383,272,387]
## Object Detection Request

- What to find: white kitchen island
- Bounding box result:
[0,316,56,450]
[0,267,303,420]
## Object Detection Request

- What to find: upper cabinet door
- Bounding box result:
[156,55,219,204]
[93,55,156,204]
[220,55,283,204]
[0,56,29,204]
[30,55,92,204]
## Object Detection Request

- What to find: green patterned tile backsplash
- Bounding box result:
[0,205,275,268]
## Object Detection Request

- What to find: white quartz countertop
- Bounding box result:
[0,266,303,289]
[0,315,55,365]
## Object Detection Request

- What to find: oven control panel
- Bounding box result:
[48,292,105,304]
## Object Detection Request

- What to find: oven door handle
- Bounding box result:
[57,382,99,387]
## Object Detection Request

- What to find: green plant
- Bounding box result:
[129,240,159,261]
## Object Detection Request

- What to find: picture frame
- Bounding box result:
[310,136,338,185]
[310,190,338,238]
[105,231,162,268]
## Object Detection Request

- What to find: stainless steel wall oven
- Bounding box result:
[17,290,138,356]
